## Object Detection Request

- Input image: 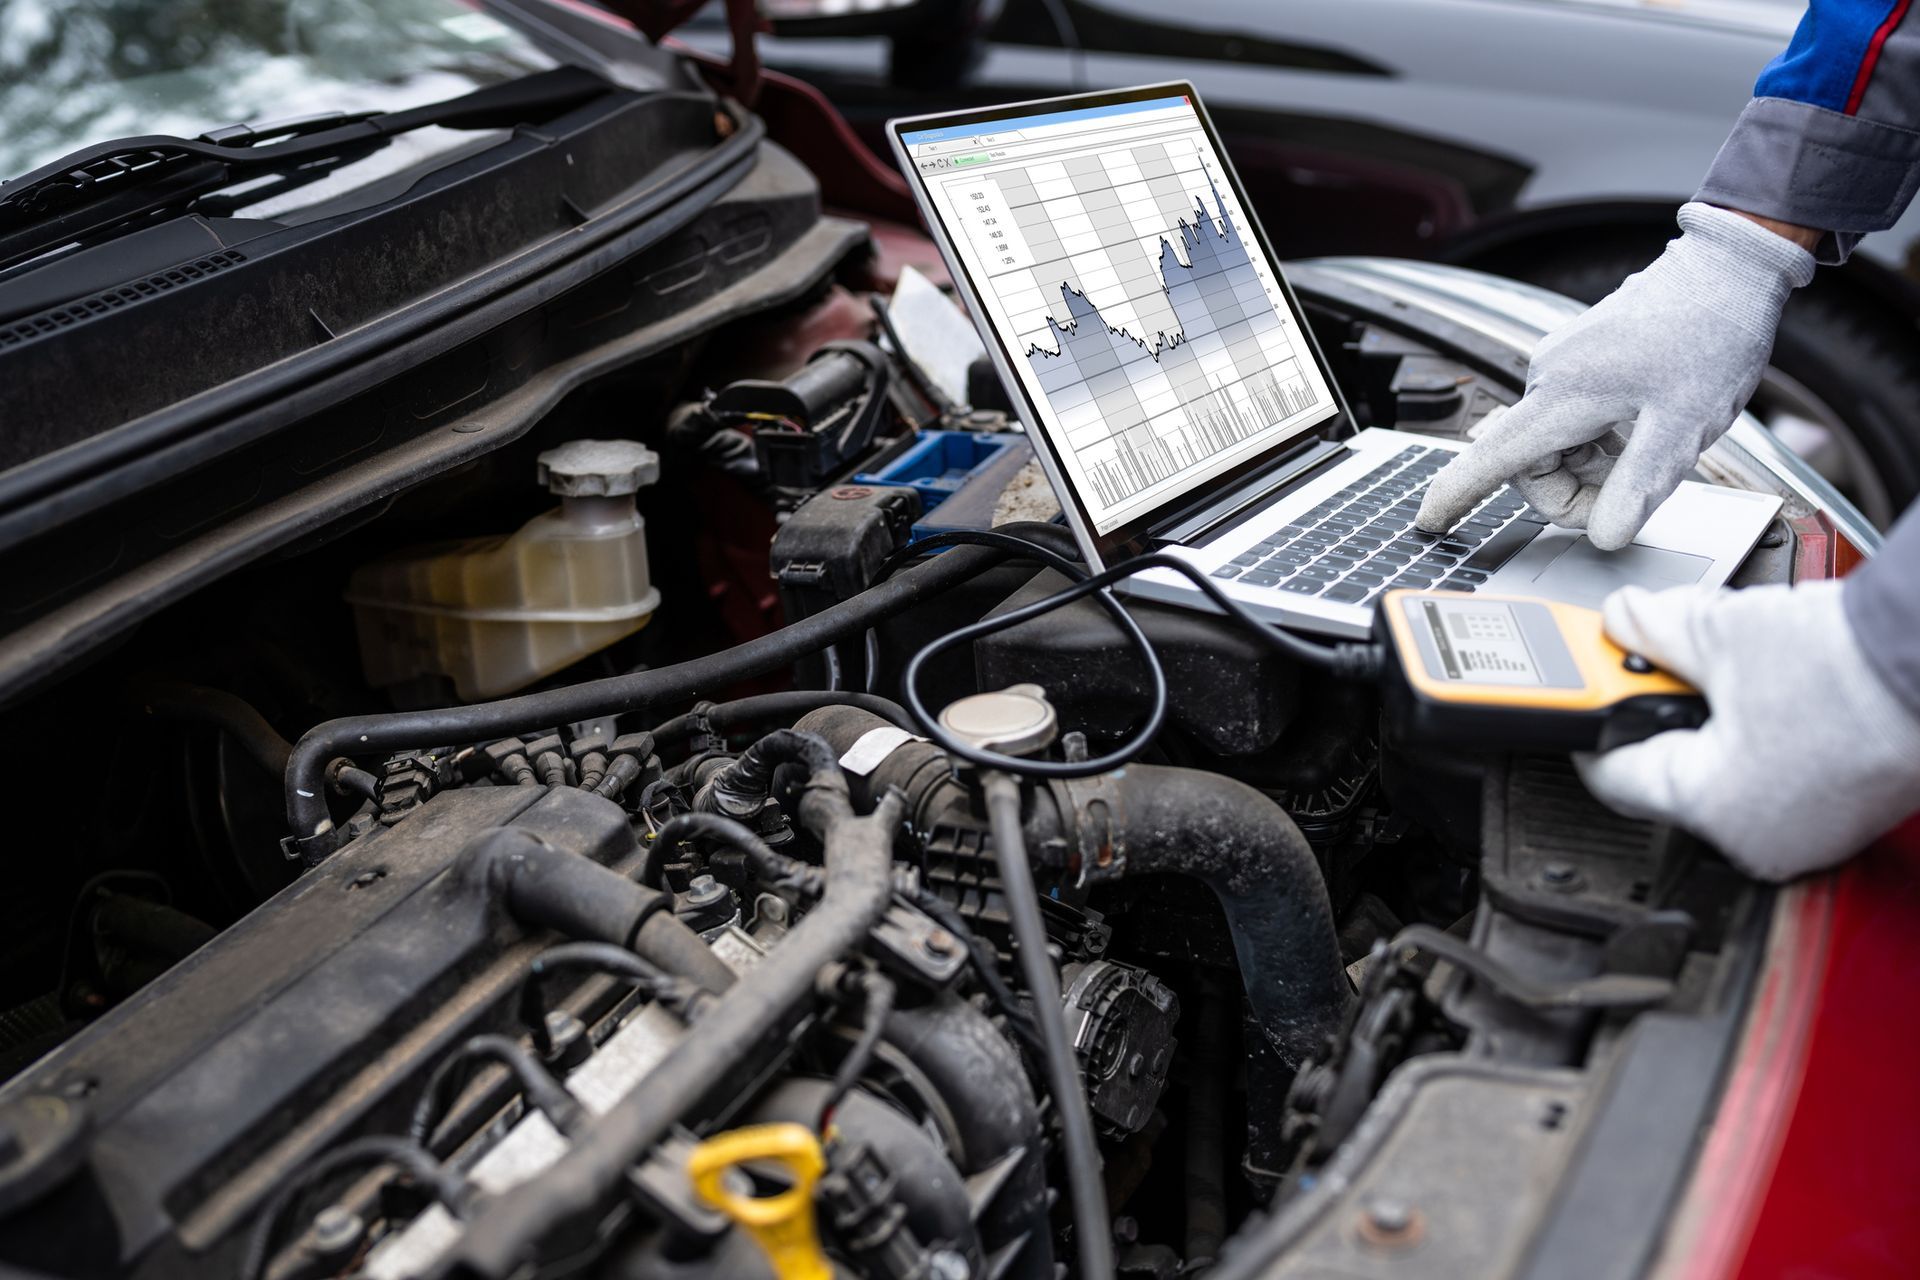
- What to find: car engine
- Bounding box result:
[0,217,1779,1280]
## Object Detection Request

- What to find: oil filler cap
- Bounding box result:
[939,684,1057,757]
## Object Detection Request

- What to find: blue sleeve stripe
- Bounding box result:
[1754,0,1905,112]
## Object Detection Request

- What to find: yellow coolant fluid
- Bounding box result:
[348,440,662,701]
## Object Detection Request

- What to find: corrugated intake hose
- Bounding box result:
[436,759,908,1278]
[456,826,734,996]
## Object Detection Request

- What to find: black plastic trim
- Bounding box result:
[1511,889,1772,1279]
[0,159,864,707]
[0,93,758,551]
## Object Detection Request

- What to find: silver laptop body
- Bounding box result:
[886,84,1779,638]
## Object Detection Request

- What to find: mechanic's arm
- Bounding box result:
[1416,0,1920,545]
[1574,510,1920,881]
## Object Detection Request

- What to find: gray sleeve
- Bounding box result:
[1696,98,1920,264]
[1844,505,1920,719]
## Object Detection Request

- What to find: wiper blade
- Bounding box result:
[0,66,613,271]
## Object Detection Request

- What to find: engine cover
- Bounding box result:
[0,786,636,1279]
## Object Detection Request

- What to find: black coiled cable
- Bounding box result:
[879,527,1166,778]
[893,532,1383,778]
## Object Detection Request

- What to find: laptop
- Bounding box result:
[886,84,1780,639]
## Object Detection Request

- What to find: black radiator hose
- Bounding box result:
[283,524,1066,859]
[439,758,908,1278]
[1113,769,1352,1067]
[132,679,294,776]
[793,705,1352,1069]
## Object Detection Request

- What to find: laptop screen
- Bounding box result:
[892,86,1343,542]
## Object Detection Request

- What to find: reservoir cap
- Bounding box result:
[939,683,1058,757]
[537,439,661,497]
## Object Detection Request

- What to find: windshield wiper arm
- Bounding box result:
[0,66,613,270]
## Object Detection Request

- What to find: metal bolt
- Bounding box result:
[1365,1199,1410,1234]
[311,1206,363,1255]
[1540,862,1579,890]
[686,875,728,908]
[922,928,959,960]
[927,1250,971,1280]
[1356,1196,1424,1248]
[1111,1215,1139,1244]
[756,894,790,927]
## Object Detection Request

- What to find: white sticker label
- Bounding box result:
[837,725,922,776]
[1421,598,1543,686]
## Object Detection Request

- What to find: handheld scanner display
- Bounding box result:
[1375,591,1707,753]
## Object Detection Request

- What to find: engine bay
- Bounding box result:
[0,230,1792,1280]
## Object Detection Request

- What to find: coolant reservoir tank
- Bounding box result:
[348,440,662,701]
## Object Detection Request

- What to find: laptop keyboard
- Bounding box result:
[1209,444,1549,606]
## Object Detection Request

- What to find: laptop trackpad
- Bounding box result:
[1524,537,1711,608]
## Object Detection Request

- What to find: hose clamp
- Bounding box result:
[1055,769,1127,888]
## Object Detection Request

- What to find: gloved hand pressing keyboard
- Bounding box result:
[1575,581,1920,881]
[1416,203,1814,549]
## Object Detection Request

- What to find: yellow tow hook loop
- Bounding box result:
[686,1122,833,1280]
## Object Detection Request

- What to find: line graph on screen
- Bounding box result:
[942,138,1332,517]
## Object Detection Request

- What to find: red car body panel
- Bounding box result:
[1663,522,1920,1279]
[1736,823,1920,1278]
[1670,821,1920,1280]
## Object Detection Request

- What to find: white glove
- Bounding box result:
[1575,581,1920,881]
[1417,203,1814,549]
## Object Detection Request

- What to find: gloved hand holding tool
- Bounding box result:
[1411,0,1920,878]
[1415,202,1814,548]
[1574,581,1920,881]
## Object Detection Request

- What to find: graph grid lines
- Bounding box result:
[944,136,1332,522]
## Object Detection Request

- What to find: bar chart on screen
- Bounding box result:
[938,135,1335,521]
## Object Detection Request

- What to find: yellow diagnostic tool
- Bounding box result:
[1375,590,1707,752]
